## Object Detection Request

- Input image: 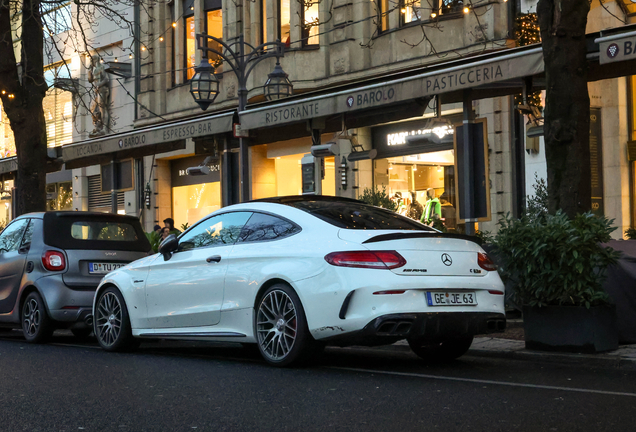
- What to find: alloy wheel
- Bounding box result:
[22,298,41,337]
[96,292,123,347]
[256,289,298,361]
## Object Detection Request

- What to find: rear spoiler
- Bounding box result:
[362,232,483,246]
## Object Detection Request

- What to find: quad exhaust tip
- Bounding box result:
[85,314,94,327]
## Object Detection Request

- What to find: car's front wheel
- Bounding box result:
[94,287,139,352]
[22,291,54,344]
[255,284,316,367]
[407,335,474,362]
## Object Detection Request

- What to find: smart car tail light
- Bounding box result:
[42,251,66,271]
[324,251,406,270]
[477,252,497,271]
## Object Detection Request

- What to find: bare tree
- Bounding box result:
[0,0,151,215]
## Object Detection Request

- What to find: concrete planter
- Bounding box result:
[523,305,618,353]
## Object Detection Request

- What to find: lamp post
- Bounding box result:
[189,33,293,203]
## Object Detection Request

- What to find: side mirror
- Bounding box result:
[158,234,178,261]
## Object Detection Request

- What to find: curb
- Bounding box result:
[466,346,636,371]
[360,339,636,371]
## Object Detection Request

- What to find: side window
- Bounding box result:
[20,220,34,248]
[0,219,28,253]
[238,213,300,243]
[179,212,252,251]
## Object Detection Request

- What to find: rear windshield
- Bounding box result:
[71,221,139,241]
[286,200,436,231]
[43,213,151,252]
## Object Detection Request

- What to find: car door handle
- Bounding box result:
[206,255,222,263]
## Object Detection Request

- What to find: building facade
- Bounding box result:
[1,0,635,239]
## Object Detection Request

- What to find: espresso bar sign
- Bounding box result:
[63,114,233,161]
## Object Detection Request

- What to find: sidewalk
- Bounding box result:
[391,335,636,370]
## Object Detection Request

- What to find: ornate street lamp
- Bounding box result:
[264,60,293,101]
[189,33,293,203]
[189,59,220,110]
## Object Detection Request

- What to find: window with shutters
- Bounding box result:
[88,175,125,213]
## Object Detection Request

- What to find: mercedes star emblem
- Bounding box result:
[441,253,453,266]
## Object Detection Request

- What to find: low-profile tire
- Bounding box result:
[94,286,140,352]
[21,291,54,344]
[255,283,316,367]
[407,335,474,362]
[71,327,93,339]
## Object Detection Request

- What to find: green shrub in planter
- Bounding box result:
[493,211,621,309]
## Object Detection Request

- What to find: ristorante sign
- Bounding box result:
[63,113,233,161]
[240,48,543,130]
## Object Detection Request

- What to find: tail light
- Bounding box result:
[42,251,66,271]
[478,252,497,271]
[325,251,406,270]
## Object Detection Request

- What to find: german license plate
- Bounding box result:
[89,262,125,274]
[426,291,477,306]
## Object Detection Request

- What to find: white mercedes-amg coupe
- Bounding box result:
[93,196,506,366]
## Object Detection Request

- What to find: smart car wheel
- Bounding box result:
[21,291,54,344]
[95,287,139,352]
[407,335,474,362]
[255,284,313,367]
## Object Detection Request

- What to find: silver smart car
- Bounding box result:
[0,212,150,342]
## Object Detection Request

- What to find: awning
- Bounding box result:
[239,47,544,130]
[62,111,234,163]
[596,31,636,65]
[0,157,17,175]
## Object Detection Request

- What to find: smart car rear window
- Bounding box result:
[43,213,151,252]
[71,221,138,241]
[286,201,435,230]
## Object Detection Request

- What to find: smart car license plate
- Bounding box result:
[426,291,477,306]
[89,262,125,274]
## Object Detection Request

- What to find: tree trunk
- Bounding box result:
[0,0,48,215]
[537,0,591,218]
[12,112,48,215]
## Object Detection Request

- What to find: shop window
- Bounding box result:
[185,1,223,81]
[172,182,221,227]
[41,2,72,36]
[373,150,459,232]
[378,0,390,32]
[262,0,268,43]
[0,101,16,159]
[205,8,223,68]
[400,0,421,25]
[441,0,464,15]
[279,0,291,45]
[185,15,196,80]
[250,144,335,199]
[43,66,73,148]
[302,0,319,45]
[46,181,73,211]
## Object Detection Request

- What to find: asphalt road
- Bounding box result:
[1,329,635,432]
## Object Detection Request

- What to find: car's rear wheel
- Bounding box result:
[95,287,139,352]
[407,335,474,362]
[21,292,54,344]
[255,283,315,367]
